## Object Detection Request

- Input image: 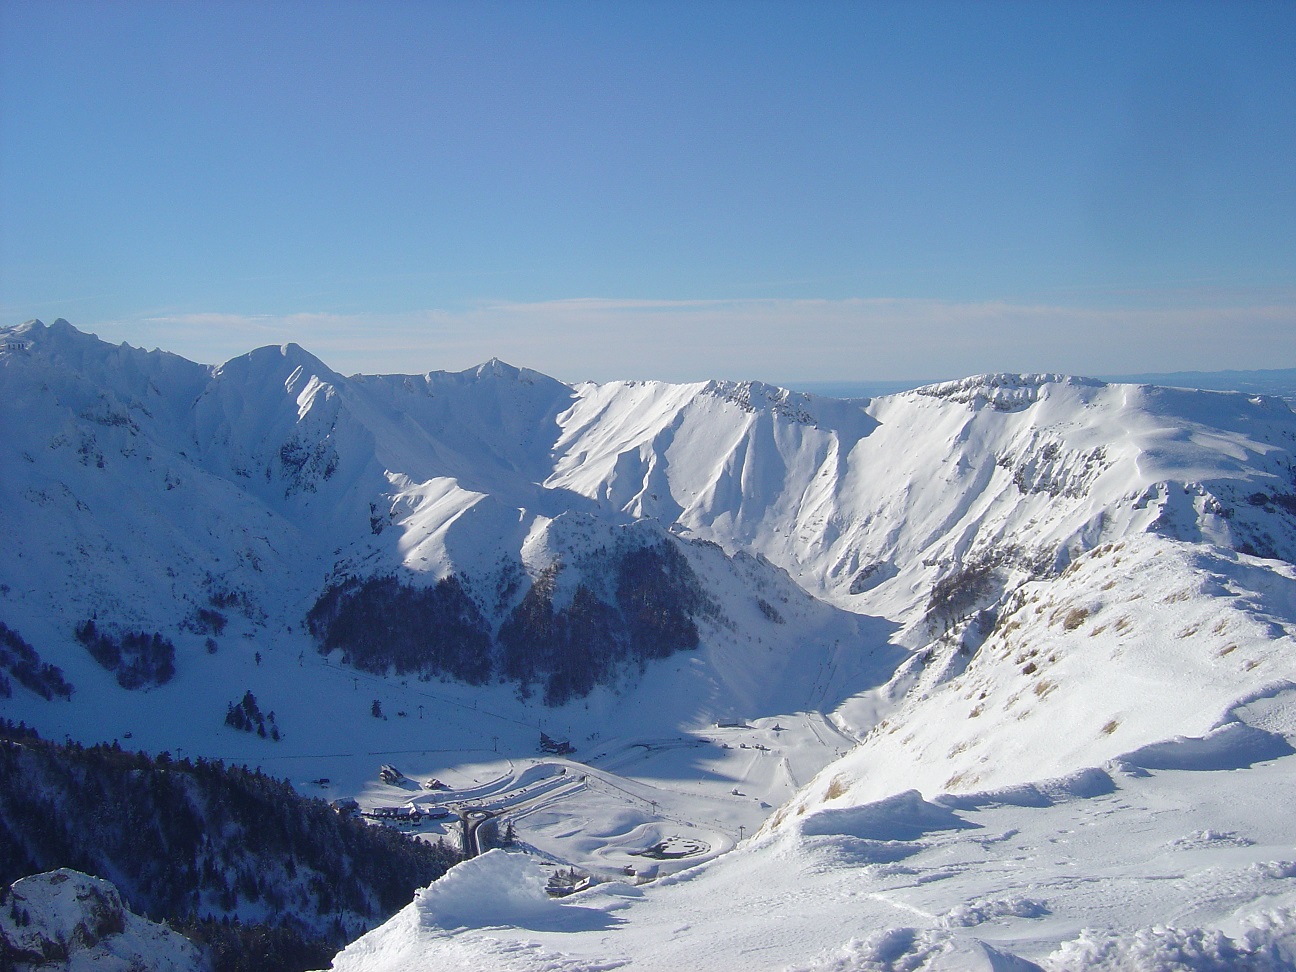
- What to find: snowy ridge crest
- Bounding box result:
[703,378,818,423]
[421,356,555,389]
[915,373,1105,411]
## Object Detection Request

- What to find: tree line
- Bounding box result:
[0,622,72,701]
[308,541,709,706]
[0,721,461,972]
[74,619,176,689]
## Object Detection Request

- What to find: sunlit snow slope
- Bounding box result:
[553,373,1296,628]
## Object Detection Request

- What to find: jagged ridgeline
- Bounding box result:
[0,722,461,971]
[307,540,711,705]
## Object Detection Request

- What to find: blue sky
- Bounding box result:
[1,1,1292,382]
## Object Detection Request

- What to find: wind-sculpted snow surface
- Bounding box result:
[1046,916,1296,972]
[788,929,1043,971]
[322,727,1296,971]
[407,850,594,930]
[788,916,1296,972]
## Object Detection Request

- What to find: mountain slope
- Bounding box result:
[0,319,888,794]
[6,320,1292,666]
[317,522,1296,972]
[551,373,1296,630]
[3,318,1294,769]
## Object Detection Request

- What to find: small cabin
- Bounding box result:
[539,731,574,755]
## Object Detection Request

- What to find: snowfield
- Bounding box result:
[2,319,1296,970]
[321,533,1296,971]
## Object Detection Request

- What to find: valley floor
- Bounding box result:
[352,709,856,881]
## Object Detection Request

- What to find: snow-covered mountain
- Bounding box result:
[4,318,1296,970]
[6,320,1290,660]
[0,869,204,972]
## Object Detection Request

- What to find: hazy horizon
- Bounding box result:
[2,2,1293,382]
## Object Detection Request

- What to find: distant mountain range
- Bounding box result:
[789,366,1296,402]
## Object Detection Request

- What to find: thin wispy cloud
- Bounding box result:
[100,296,1295,384]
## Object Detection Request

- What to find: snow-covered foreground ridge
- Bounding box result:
[4,319,1296,969]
